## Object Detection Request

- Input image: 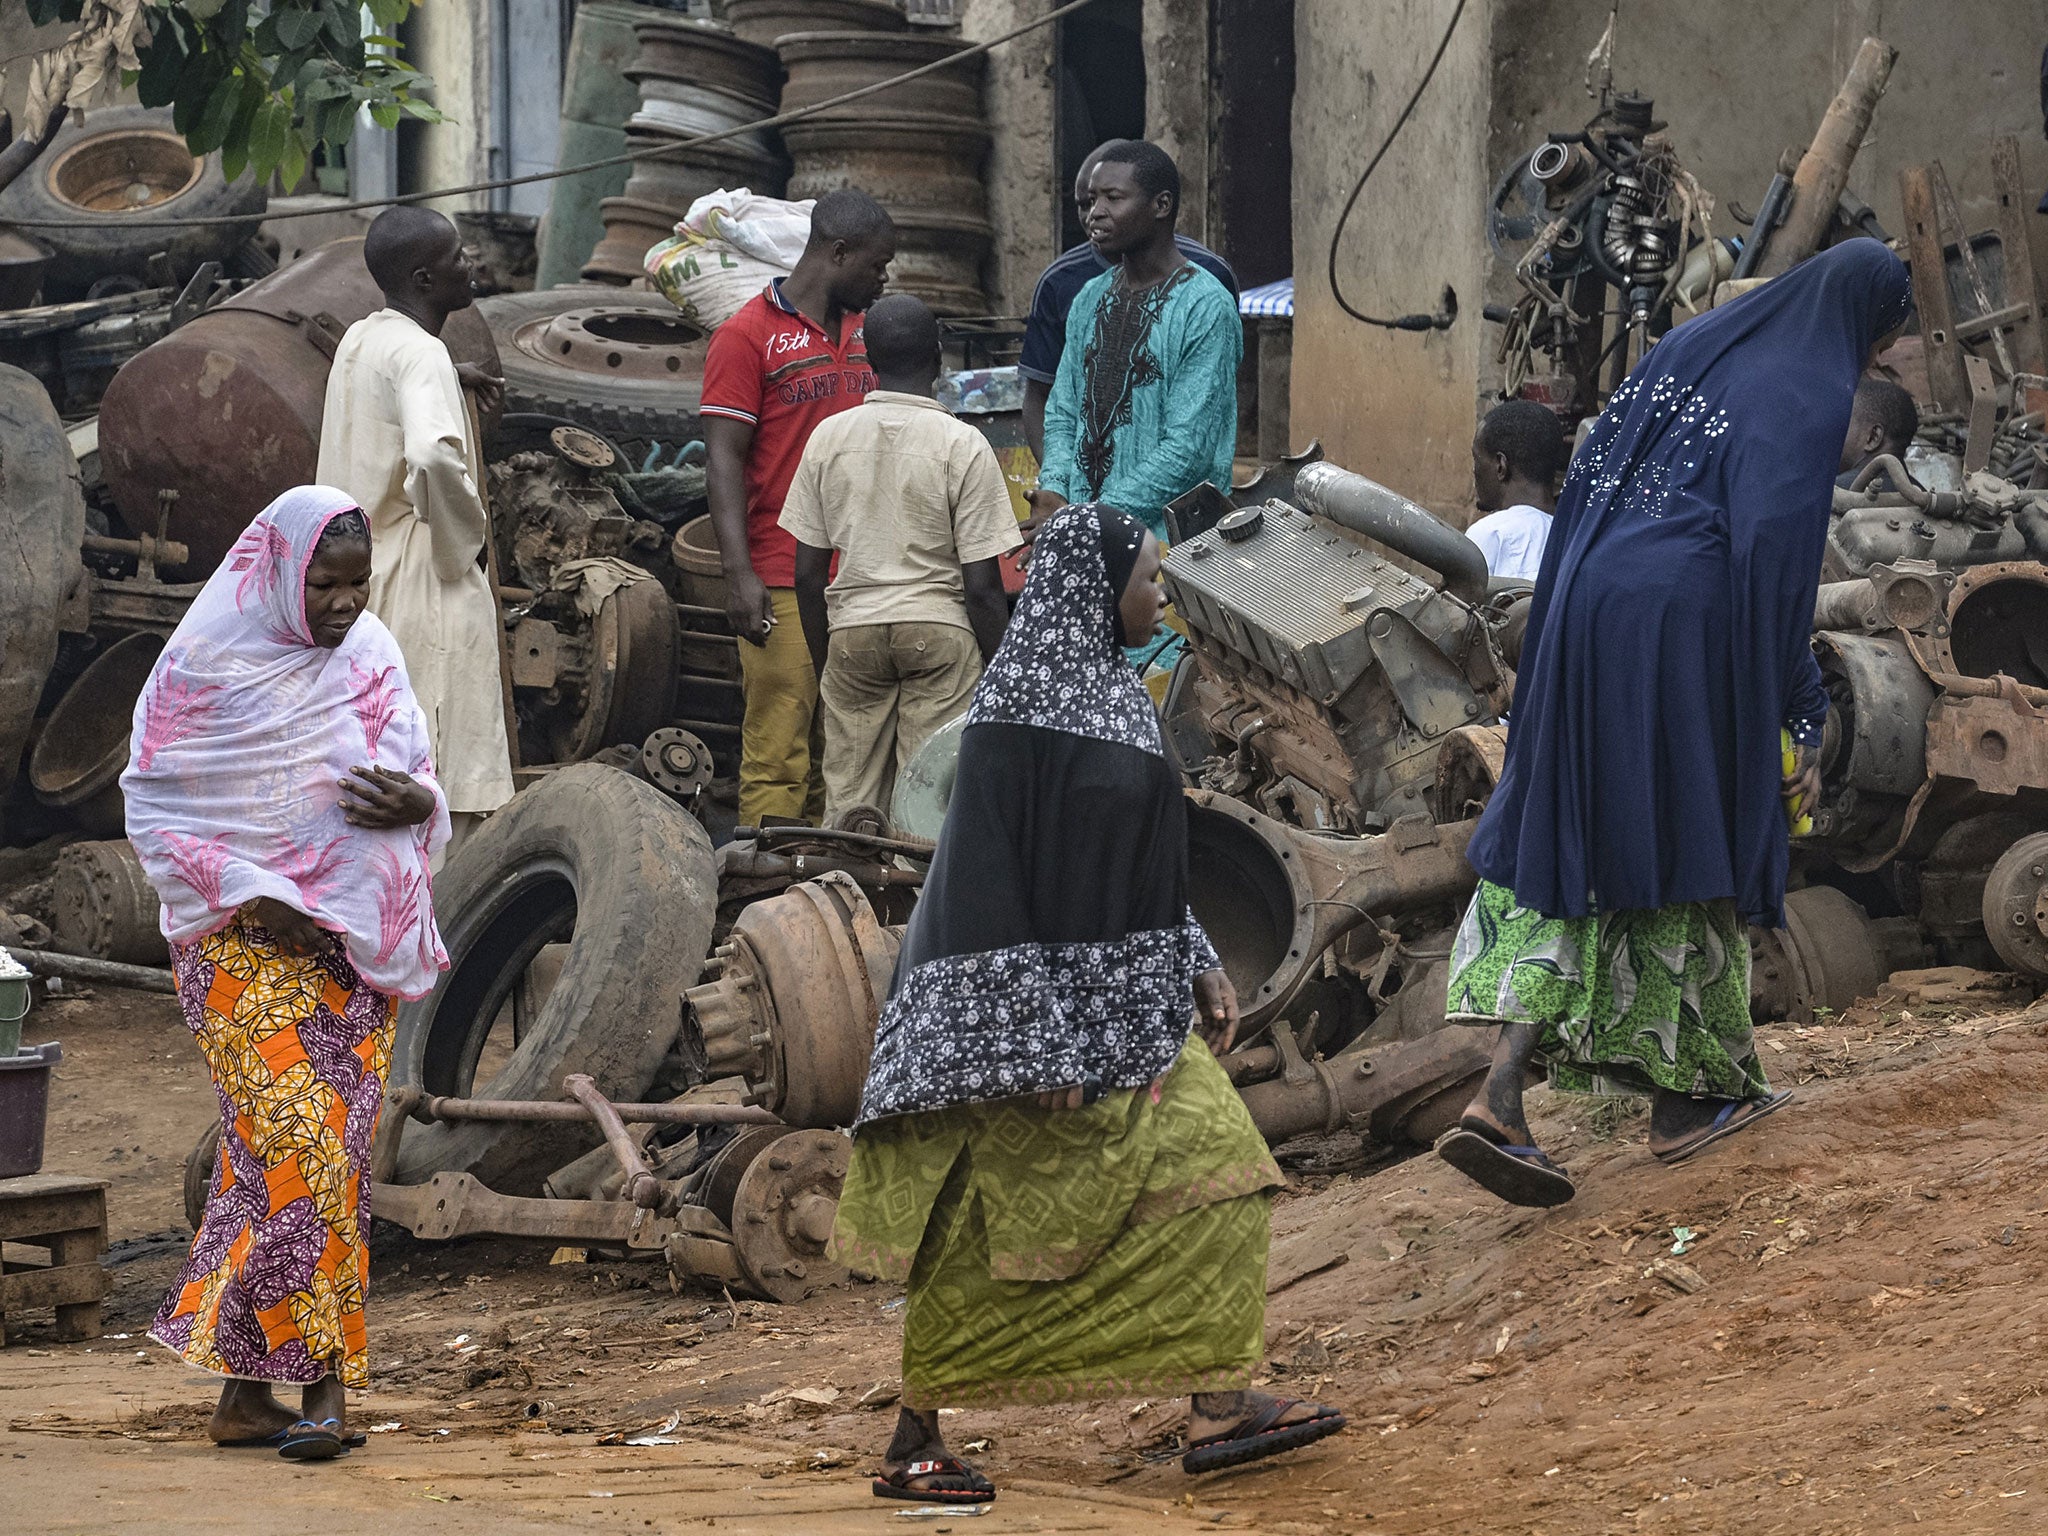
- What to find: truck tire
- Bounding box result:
[391,764,718,1194]
[0,107,267,301]
[0,364,86,823]
[476,287,708,466]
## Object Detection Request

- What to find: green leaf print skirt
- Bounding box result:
[1445,879,1771,1101]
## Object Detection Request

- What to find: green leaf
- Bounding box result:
[135,24,187,109]
[369,100,400,131]
[219,0,250,50]
[280,132,309,195]
[276,7,325,49]
[249,99,290,184]
[187,71,245,156]
[172,46,225,137]
[401,99,446,125]
[183,0,231,20]
[362,35,403,49]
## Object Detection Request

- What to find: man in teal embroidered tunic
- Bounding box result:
[1032,140,1242,543]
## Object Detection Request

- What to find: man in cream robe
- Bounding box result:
[317,209,513,842]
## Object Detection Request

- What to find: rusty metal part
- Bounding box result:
[739,823,937,859]
[1753,37,1896,279]
[28,631,164,837]
[1746,886,1889,1025]
[0,363,85,805]
[724,0,907,47]
[781,115,989,216]
[630,17,781,112]
[1232,1025,1493,1148]
[413,1094,780,1127]
[98,238,498,577]
[1809,631,1936,856]
[506,303,707,391]
[1184,791,1479,1031]
[50,839,167,965]
[1922,682,2048,798]
[3,945,174,994]
[551,425,617,470]
[492,445,635,593]
[1982,831,2048,976]
[682,872,900,1126]
[1292,462,1490,607]
[1925,562,2048,689]
[1166,499,1498,829]
[541,577,682,763]
[1432,724,1509,822]
[717,845,924,889]
[776,30,985,119]
[642,727,715,802]
[562,1072,663,1209]
[373,1170,710,1252]
[1813,560,1953,635]
[696,1125,790,1227]
[726,1129,851,1302]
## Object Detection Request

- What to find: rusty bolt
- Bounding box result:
[767,1154,794,1172]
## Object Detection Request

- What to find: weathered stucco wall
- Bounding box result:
[411,0,495,213]
[964,0,1057,313]
[1290,0,1494,514]
[1296,0,2048,518]
[1145,0,1211,243]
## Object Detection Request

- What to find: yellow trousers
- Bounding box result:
[736,587,824,825]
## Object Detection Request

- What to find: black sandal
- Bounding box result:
[872,1455,996,1504]
[1434,1121,1576,1207]
[277,1418,349,1461]
[1182,1397,1347,1474]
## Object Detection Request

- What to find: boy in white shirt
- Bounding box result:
[1467,399,1566,582]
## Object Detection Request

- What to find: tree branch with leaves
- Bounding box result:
[6,0,441,194]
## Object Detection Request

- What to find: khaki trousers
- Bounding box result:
[819,621,982,823]
[737,587,825,826]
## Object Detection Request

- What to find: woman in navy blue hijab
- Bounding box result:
[1436,240,1913,1207]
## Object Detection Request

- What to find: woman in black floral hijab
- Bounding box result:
[831,504,1345,1506]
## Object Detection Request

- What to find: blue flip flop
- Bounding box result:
[277,1418,349,1461]
[219,1426,366,1449]
[1653,1089,1793,1164]
[1435,1123,1577,1207]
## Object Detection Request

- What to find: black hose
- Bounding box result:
[1326,0,1469,332]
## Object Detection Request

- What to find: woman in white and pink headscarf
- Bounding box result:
[123,485,450,1463]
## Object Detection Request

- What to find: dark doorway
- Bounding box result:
[1211,0,1294,288]
[1055,0,1145,253]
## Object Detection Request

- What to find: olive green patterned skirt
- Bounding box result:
[1445,878,1770,1101]
[830,1037,1284,1409]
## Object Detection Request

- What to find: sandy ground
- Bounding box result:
[9,979,2048,1534]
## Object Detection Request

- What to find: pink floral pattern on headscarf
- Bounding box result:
[121,485,452,999]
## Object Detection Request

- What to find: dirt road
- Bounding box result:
[8,981,2048,1534]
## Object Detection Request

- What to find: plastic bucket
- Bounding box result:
[0,950,29,1059]
[0,1041,62,1178]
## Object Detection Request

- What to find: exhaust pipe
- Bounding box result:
[1293,461,1492,607]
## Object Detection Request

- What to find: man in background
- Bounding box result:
[701,188,895,827]
[1838,376,1919,491]
[1467,399,1566,582]
[1031,140,1242,545]
[1018,138,1237,463]
[782,294,1016,822]
[318,205,512,854]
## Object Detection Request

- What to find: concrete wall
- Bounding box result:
[1289,0,1494,514]
[1293,0,2048,519]
[410,0,496,214]
[1145,0,1211,243]
[963,0,1058,312]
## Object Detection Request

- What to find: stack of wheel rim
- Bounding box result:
[776,31,991,315]
[582,17,788,285]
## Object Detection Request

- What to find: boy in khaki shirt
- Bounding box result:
[780,294,1019,822]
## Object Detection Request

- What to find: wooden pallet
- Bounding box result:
[0,1174,111,1346]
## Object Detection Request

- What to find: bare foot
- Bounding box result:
[207,1380,296,1444]
[302,1372,347,1436]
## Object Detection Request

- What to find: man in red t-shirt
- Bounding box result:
[702,188,894,825]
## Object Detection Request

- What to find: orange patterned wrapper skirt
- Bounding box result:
[150,920,394,1387]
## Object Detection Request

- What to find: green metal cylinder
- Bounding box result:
[537,1,669,290]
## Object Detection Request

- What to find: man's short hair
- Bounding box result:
[1094,140,1181,221]
[363,204,457,292]
[807,188,894,251]
[1478,399,1567,486]
[1853,376,1919,456]
[863,292,939,375]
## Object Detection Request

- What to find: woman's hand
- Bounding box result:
[1034,1085,1085,1111]
[245,897,327,958]
[341,766,437,829]
[1783,743,1821,820]
[1194,968,1240,1056]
